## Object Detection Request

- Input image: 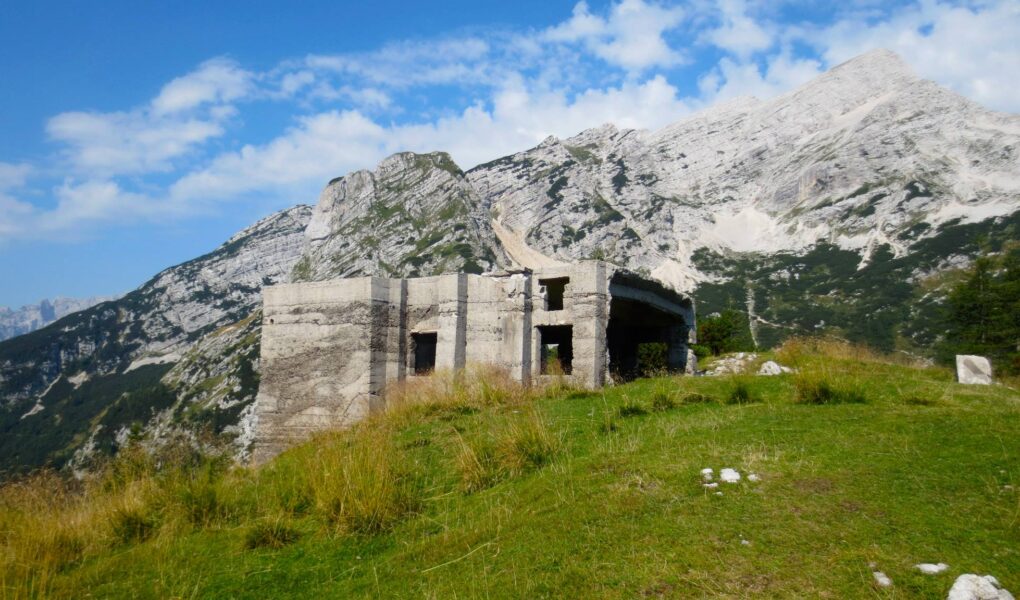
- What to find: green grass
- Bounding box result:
[3,345,1019,598]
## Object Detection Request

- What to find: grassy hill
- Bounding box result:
[2,339,1018,599]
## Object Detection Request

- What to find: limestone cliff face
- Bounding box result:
[0,297,118,342]
[467,49,1020,290]
[295,151,507,282]
[0,206,311,473]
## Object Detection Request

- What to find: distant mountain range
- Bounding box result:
[0,296,118,342]
[1,49,1017,477]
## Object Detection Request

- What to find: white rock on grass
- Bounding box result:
[915,563,950,575]
[701,468,714,481]
[703,482,719,489]
[757,360,793,376]
[873,571,893,587]
[747,473,761,482]
[956,355,994,385]
[947,574,1014,600]
[720,468,741,483]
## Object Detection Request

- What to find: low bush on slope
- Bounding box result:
[1,341,1018,598]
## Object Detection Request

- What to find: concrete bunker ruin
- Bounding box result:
[252,261,694,463]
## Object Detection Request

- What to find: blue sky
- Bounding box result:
[1,0,1017,307]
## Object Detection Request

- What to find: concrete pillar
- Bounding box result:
[566,261,609,389]
[435,273,467,371]
[666,324,687,372]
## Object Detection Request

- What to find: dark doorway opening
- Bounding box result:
[537,325,573,374]
[539,277,568,311]
[607,298,687,381]
[411,332,437,375]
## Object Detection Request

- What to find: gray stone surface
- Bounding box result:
[758,360,792,376]
[956,355,993,385]
[252,261,694,463]
[947,574,1014,600]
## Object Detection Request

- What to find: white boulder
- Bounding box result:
[916,563,950,575]
[720,468,741,483]
[947,574,1014,600]
[956,355,993,385]
[757,360,792,376]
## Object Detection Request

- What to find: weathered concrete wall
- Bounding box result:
[253,278,387,463]
[253,261,694,463]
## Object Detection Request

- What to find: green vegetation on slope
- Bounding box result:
[693,212,1020,358]
[943,245,1020,373]
[2,341,1018,598]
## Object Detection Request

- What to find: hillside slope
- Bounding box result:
[4,347,1018,598]
[0,206,312,474]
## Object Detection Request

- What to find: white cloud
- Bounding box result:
[803,0,1020,112]
[0,163,31,189]
[47,110,226,175]
[305,37,494,88]
[170,111,388,201]
[545,0,687,71]
[151,58,254,115]
[45,58,254,177]
[0,164,35,238]
[698,50,822,103]
[0,179,171,241]
[169,75,691,205]
[702,0,774,58]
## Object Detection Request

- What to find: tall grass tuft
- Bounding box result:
[727,376,761,404]
[305,427,421,535]
[456,409,559,493]
[244,516,301,550]
[793,371,867,405]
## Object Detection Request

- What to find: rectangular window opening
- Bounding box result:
[538,325,573,375]
[412,332,437,375]
[539,277,569,311]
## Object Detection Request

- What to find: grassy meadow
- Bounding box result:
[1,339,1018,598]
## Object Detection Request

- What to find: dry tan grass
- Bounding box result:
[0,365,564,595]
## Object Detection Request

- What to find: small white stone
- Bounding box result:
[703,482,719,489]
[914,562,949,575]
[740,538,751,546]
[714,491,723,496]
[747,473,760,482]
[701,467,714,481]
[720,468,741,483]
[873,571,893,587]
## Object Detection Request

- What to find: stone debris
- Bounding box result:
[701,468,714,481]
[916,563,950,575]
[747,473,761,482]
[720,468,741,483]
[956,355,993,385]
[757,360,793,376]
[705,352,757,376]
[873,571,893,587]
[740,538,751,546]
[703,482,719,489]
[947,574,1014,600]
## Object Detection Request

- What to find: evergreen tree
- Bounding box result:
[945,248,1020,374]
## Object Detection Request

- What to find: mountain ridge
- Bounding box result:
[1,49,1017,476]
